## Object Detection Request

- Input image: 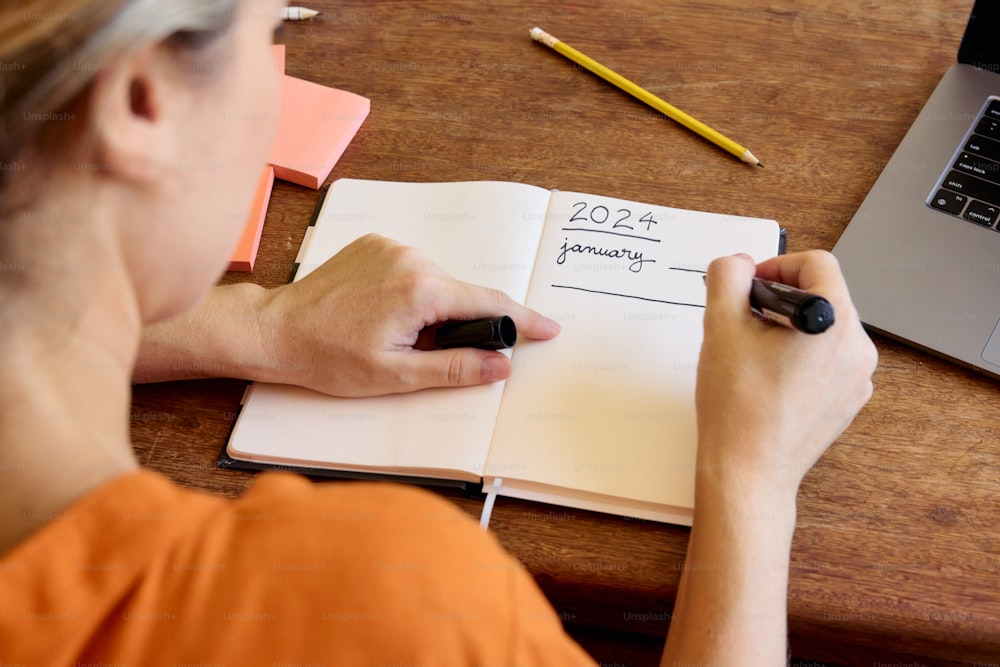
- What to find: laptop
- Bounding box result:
[832,0,1000,379]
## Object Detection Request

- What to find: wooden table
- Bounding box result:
[130,1,1000,664]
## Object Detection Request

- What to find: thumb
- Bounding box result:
[397,349,512,391]
[704,253,757,328]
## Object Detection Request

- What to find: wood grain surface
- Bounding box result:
[130,1,1000,664]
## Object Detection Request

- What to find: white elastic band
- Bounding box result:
[479,477,503,530]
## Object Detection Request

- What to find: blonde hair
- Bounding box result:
[0,0,241,186]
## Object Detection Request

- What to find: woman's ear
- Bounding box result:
[87,45,178,185]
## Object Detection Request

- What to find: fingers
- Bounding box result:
[356,235,562,342]
[755,250,869,332]
[757,249,879,393]
[398,281,560,390]
[395,348,513,391]
[436,281,562,342]
[703,253,757,329]
[402,286,559,391]
[755,250,848,302]
[506,303,561,341]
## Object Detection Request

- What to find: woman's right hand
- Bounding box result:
[694,250,878,496]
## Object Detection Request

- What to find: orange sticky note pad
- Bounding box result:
[229,165,275,272]
[269,75,370,189]
[226,45,283,273]
[228,44,367,271]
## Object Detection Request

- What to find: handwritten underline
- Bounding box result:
[551,284,705,308]
[560,227,660,243]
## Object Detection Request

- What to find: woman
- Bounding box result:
[0,1,877,665]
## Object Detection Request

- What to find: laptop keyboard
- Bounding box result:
[929,97,1000,228]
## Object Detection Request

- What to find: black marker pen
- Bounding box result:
[749,278,834,334]
[435,316,517,350]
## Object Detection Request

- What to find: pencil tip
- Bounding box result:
[757,162,764,168]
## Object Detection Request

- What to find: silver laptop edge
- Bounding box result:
[833,62,1000,379]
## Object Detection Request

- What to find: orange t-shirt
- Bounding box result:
[0,470,596,666]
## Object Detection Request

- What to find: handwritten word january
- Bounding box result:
[556,238,656,273]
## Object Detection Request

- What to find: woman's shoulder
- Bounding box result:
[0,469,595,666]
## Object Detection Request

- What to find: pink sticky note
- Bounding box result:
[269,75,370,189]
[228,43,368,271]
[229,165,275,272]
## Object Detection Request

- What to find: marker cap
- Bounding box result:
[795,296,835,334]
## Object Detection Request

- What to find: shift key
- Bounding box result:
[942,170,1000,204]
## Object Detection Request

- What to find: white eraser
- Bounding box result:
[529,27,557,47]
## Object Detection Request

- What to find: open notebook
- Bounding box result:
[222,179,781,525]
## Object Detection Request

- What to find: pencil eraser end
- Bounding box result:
[529,27,557,47]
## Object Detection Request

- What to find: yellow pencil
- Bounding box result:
[530,27,763,168]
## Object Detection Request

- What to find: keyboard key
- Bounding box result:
[965,134,1000,163]
[942,170,1000,205]
[929,102,1000,230]
[953,152,1000,185]
[963,200,1000,227]
[930,189,968,214]
[987,98,1000,121]
[976,117,1000,140]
